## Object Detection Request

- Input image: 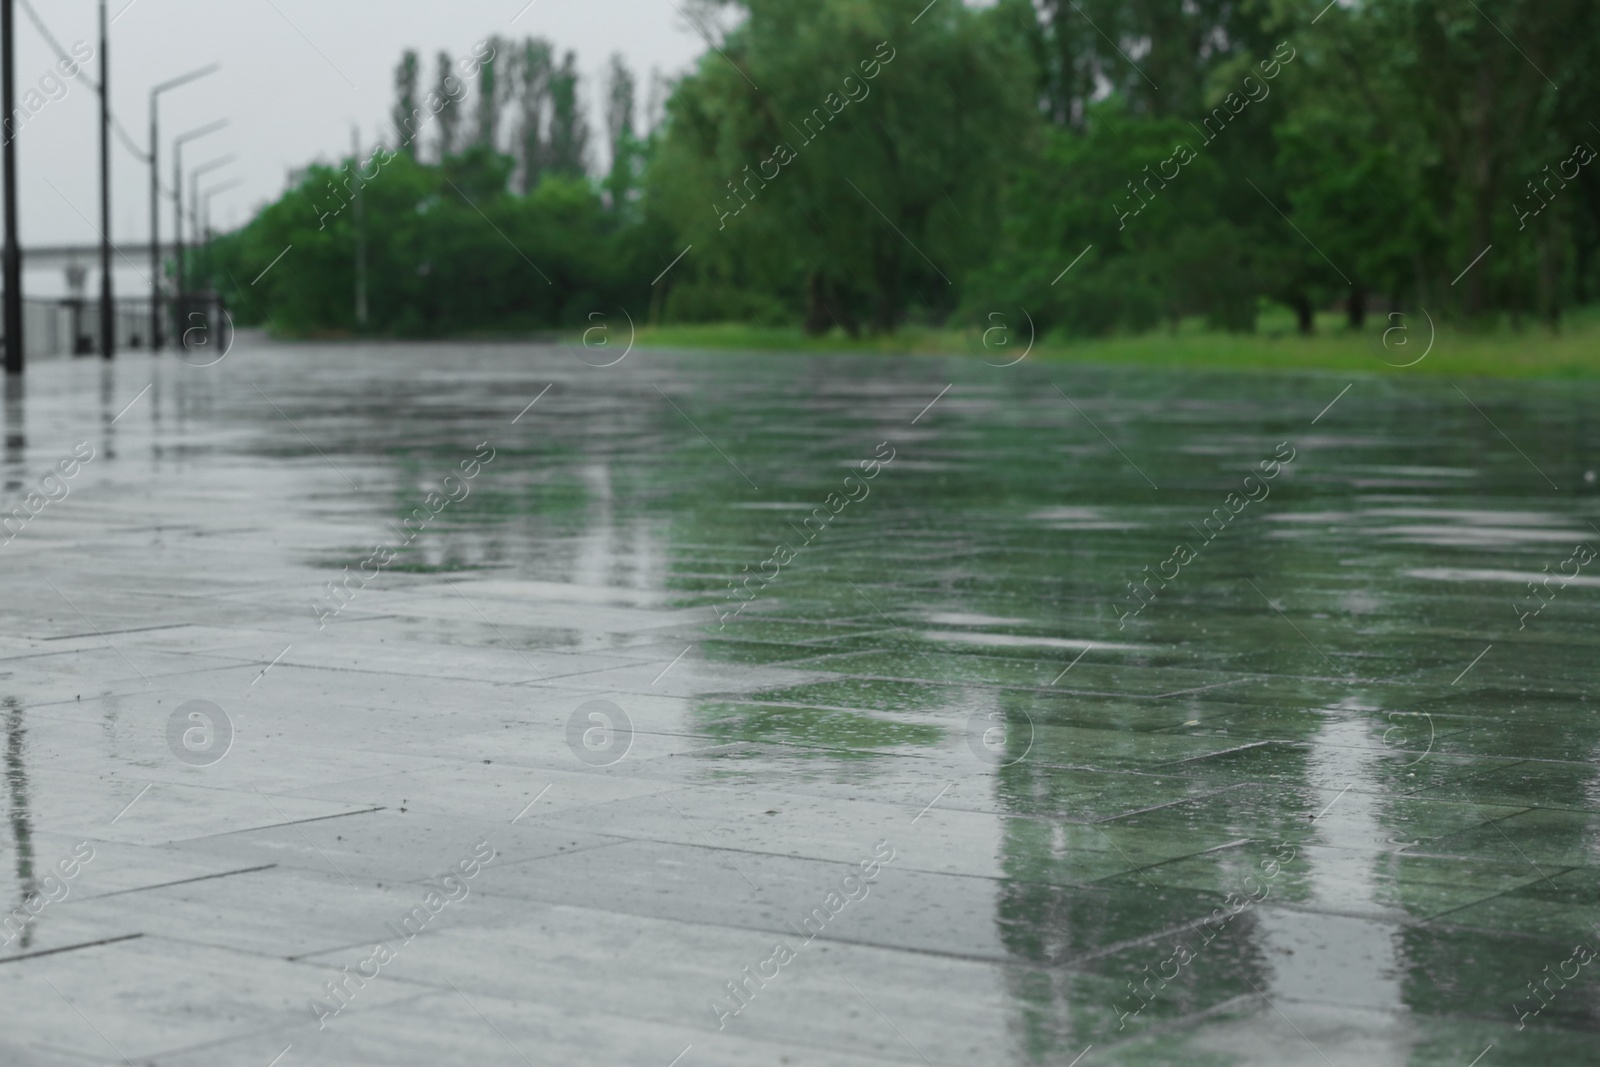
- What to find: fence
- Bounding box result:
[3,295,227,361]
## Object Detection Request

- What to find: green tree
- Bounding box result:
[516,38,554,192]
[1353,0,1597,320]
[547,50,589,177]
[969,102,1258,336]
[475,36,509,150]
[603,53,640,212]
[215,0,1600,340]
[1026,0,1279,125]
[210,149,643,336]
[391,50,420,160]
[433,51,463,161]
[648,0,1033,332]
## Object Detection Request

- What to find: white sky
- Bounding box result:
[13,0,712,290]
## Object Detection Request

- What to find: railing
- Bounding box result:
[3,295,228,360]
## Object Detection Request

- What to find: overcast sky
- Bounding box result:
[13,0,713,289]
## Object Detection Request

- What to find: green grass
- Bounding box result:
[628,306,1600,379]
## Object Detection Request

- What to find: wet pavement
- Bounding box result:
[0,338,1597,1066]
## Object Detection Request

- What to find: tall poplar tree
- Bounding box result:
[546,51,590,178]
[433,51,462,161]
[516,38,554,192]
[603,53,638,209]
[477,36,510,150]
[391,50,420,159]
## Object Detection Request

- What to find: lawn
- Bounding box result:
[629,306,1600,379]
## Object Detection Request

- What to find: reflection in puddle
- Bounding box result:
[1407,566,1600,589]
[3,696,35,951]
[119,344,1600,1061]
[1249,703,1416,1065]
[920,630,1141,652]
[4,376,23,494]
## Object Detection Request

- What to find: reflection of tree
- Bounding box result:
[990,686,1289,1056]
[4,697,35,950]
[1382,695,1600,1034]
[693,700,941,757]
[311,354,1600,1057]
[366,394,772,581]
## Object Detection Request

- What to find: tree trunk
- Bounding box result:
[804,274,858,338]
[803,274,830,336]
[871,258,901,335]
[648,274,667,327]
[1290,293,1314,335]
[1347,287,1367,330]
[1539,225,1561,331]
[1463,60,1496,318]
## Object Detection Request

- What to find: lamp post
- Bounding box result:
[198,178,240,250]
[188,155,234,238]
[186,156,233,316]
[97,0,111,359]
[351,126,367,329]
[148,63,218,351]
[198,177,240,354]
[2,0,23,375]
[171,119,226,345]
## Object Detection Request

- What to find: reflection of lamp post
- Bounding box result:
[65,263,88,355]
[148,63,218,351]
[171,118,226,345]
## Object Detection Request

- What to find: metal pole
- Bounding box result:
[198,179,240,290]
[352,126,367,328]
[174,143,183,337]
[186,155,233,297]
[148,65,219,353]
[2,0,22,375]
[189,169,201,279]
[170,119,225,348]
[149,99,158,348]
[98,0,112,360]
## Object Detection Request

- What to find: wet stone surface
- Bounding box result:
[0,340,1597,1065]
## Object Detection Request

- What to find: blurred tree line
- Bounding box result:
[208,0,1600,339]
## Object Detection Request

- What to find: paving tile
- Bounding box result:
[1,346,1597,1063]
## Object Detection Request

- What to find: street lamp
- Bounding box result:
[198,178,241,245]
[171,118,226,344]
[96,0,110,360]
[194,178,240,296]
[3,0,23,375]
[188,155,234,237]
[187,157,234,300]
[148,63,218,351]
